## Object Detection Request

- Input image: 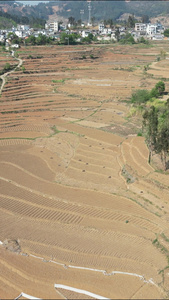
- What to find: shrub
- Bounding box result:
[164,29,169,37]
[137,132,142,136]
[4,63,11,71]
[138,37,149,44]
[155,81,165,96]
[119,33,135,45]
[160,49,166,59]
[150,87,160,98]
[131,89,150,104]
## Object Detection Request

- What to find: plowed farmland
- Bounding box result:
[1,42,169,299]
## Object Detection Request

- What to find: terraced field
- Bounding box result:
[1,43,169,299]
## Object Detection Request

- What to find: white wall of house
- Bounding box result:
[135,23,147,32]
[46,22,58,32]
[0,35,5,42]
[17,25,30,31]
[15,30,23,38]
[146,24,157,35]
[98,23,104,32]
[152,34,164,40]
[82,30,90,38]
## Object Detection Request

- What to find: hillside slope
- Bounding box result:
[1,1,169,25]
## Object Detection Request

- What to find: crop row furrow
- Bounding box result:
[0,195,83,225]
[0,139,32,146]
[20,237,159,273]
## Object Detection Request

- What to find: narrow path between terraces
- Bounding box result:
[0,50,23,94]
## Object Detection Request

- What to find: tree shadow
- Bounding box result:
[165,160,169,171]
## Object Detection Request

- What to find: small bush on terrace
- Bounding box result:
[131,89,150,104]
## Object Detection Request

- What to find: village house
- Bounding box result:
[134,22,165,39]
[45,21,58,33]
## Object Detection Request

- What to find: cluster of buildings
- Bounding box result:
[134,22,165,40]
[97,22,165,41]
[0,19,166,46]
[0,22,61,45]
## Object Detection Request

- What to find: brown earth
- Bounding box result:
[0,42,169,299]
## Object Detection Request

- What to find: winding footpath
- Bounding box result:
[0,50,23,94]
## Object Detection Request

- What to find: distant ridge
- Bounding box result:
[0,1,169,24]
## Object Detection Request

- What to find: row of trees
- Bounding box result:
[7,32,54,46]
[8,31,151,47]
[25,34,54,46]
[22,32,97,46]
[131,81,169,170]
[142,103,169,170]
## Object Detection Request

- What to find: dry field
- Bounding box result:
[1,42,169,299]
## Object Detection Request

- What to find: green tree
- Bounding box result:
[60,32,79,45]
[138,37,149,44]
[7,32,21,45]
[155,81,165,96]
[4,62,11,71]
[127,15,135,28]
[25,35,36,45]
[68,16,76,26]
[36,34,52,45]
[131,89,150,104]
[115,28,120,42]
[149,87,159,99]
[142,106,158,163]
[156,125,169,170]
[119,33,135,44]
[77,19,82,26]
[141,15,150,24]
[107,19,114,28]
[82,33,95,44]
[164,29,169,37]
[91,17,95,25]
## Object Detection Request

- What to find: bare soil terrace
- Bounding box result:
[0,42,169,299]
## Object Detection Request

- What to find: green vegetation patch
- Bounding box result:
[129,80,169,171]
[52,79,65,84]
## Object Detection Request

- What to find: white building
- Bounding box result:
[146,24,157,36]
[135,23,147,32]
[111,31,116,40]
[11,44,19,48]
[0,35,5,42]
[14,30,24,38]
[152,34,164,40]
[156,23,165,33]
[17,24,30,31]
[98,23,104,32]
[100,28,112,35]
[45,21,58,33]
[81,30,91,38]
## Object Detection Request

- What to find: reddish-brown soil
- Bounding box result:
[0,43,169,299]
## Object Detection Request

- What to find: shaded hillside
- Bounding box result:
[0,1,52,27]
[0,14,16,29]
[54,1,169,21]
[1,1,169,25]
